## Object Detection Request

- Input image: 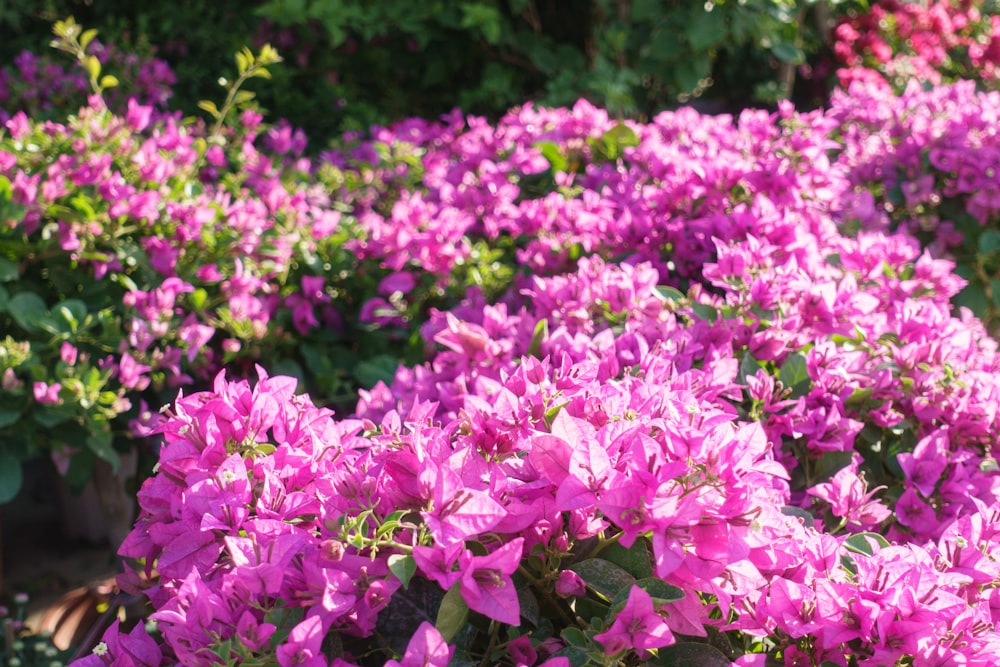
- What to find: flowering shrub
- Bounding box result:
[9,14,1000,665]
[833,0,1000,90]
[76,92,1000,667]
[828,79,1000,327]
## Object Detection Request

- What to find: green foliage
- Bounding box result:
[1,1,855,145]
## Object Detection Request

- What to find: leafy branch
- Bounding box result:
[198,45,283,139]
[50,16,119,96]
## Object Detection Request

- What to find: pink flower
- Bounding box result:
[60,341,78,366]
[69,619,161,667]
[593,585,675,655]
[555,570,586,598]
[459,537,523,625]
[384,622,453,667]
[276,615,327,667]
[33,381,61,404]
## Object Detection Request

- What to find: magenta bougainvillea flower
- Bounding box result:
[593,586,675,655]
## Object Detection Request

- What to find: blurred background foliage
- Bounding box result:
[0,0,863,146]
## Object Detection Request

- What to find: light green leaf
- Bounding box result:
[387,554,416,589]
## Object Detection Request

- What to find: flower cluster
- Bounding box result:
[832,0,1000,90]
[0,43,175,125]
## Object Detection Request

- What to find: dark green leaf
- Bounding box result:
[980,229,1000,254]
[813,450,855,481]
[8,292,48,333]
[527,318,548,359]
[353,354,399,388]
[779,352,811,398]
[609,578,684,612]
[550,646,590,667]
[270,359,304,387]
[86,430,121,474]
[517,585,540,626]
[0,257,17,282]
[738,352,762,384]
[61,447,95,493]
[0,407,20,429]
[569,558,636,601]
[780,505,815,526]
[770,42,805,64]
[0,450,22,504]
[561,627,588,648]
[54,298,87,333]
[690,302,717,322]
[600,539,653,580]
[955,282,989,314]
[435,582,469,643]
[843,532,890,557]
[650,642,732,667]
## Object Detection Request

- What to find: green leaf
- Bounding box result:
[534,141,567,172]
[190,288,209,311]
[779,352,811,398]
[8,292,48,333]
[62,447,95,495]
[780,505,815,526]
[0,257,17,282]
[650,642,732,667]
[979,229,1000,254]
[435,582,469,643]
[738,352,762,384]
[86,430,121,474]
[843,532,890,557]
[550,646,590,667]
[387,554,416,589]
[990,279,1000,308]
[561,627,588,647]
[198,100,220,117]
[516,585,540,626]
[569,558,636,601]
[609,578,685,612]
[656,285,684,303]
[353,354,400,388]
[690,302,717,322]
[0,450,23,504]
[955,281,989,314]
[55,299,87,333]
[770,42,805,64]
[600,539,653,580]
[0,407,20,429]
[527,318,548,358]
